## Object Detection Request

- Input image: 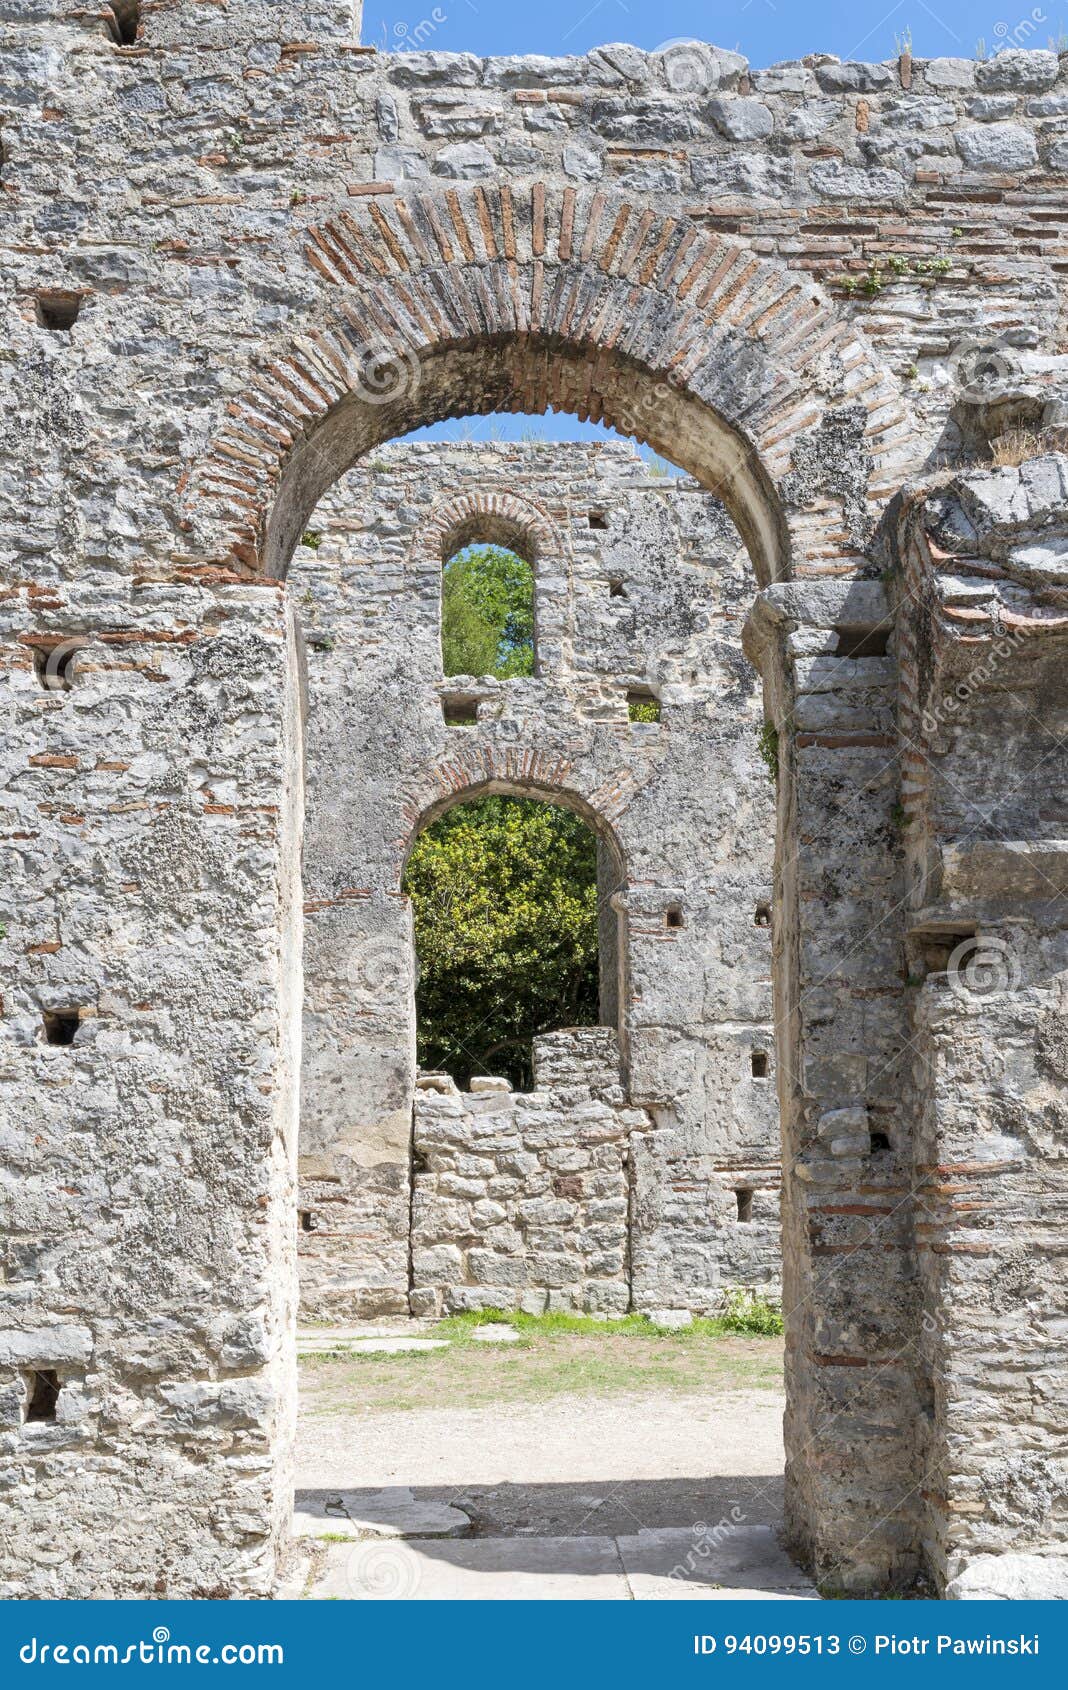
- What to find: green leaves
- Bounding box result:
[441,545,535,678]
[403,797,599,1089]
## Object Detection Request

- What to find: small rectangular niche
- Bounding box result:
[735,1189,754,1224]
[754,902,771,928]
[43,1009,80,1047]
[908,924,977,977]
[607,578,626,598]
[442,695,478,727]
[750,1050,769,1079]
[834,624,890,659]
[35,290,82,332]
[588,511,609,530]
[627,689,661,724]
[108,0,140,45]
[664,904,684,930]
[869,1130,892,1155]
[299,1209,317,1233]
[24,1369,60,1423]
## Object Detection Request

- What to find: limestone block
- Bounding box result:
[956,123,1039,170]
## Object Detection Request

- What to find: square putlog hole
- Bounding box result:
[33,641,81,692]
[35,290,82,332]
[442,695,478,727]
[750,1051,769,1079]
[43,1010,80,1047]
[627,690,661,724]
[25,1369,60,1423]
[834,624,890,659]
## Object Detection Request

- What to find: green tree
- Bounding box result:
[403,796,600,1089]
[441,544,535,678]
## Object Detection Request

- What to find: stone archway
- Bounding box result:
[415,486,562,576]
[186,182,916,588]
[184,184,927,1594]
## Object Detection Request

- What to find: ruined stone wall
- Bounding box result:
[0,587,303,1599]
[411,1029,640,1317]
[289,440,779,1321]
[3,3,1067,1599]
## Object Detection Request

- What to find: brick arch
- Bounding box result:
[394,745,636,884]
[414,487,561,571]
[186,182,915,586]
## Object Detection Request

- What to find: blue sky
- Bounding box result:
[392,0,1059,456]
[369,0,1055,73]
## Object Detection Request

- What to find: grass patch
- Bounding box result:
[299,1295,784,1417]
[437,1292,783,1343]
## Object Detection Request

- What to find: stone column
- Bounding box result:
[745,579,925,1594]
[891,460,1068,1599]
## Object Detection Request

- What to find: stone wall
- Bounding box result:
[3,4,1067,1598]
[886,454,1068,1597]
[412,1028,782,1318]
[289,440,779,1322]
[411,1029,638,1317]
[0,588,303,1598]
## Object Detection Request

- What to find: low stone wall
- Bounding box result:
[411,1027,784,1316]
[411,1029,644,1315]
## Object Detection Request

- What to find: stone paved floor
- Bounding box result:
[292,1324,816,1600]
[307,1525,818,1600]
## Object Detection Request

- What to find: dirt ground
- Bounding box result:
[296,1329,787,1539]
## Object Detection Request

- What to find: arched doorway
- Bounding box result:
[189,184,923,1593]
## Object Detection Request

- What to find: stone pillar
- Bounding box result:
[299,893,415,1319]
[746,579,925,1594]
[0,587,302,1597]
[891,460,1068,1599]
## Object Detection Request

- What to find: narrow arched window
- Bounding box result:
[441,542,535,679]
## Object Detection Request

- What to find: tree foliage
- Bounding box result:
[403,796,600,1090]
[441,544,535,678]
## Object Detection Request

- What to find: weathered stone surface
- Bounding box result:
[708,98,775,141]
[1,8,1065,1605]
[975,50,1059,92]
[945,1555,1068,1599]
[294,1487,471,1540]
[956,123,1039,170]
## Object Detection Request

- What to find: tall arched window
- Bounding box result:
[433,505,543,679]
[403,794,623,1090]
[441,543,535,679]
